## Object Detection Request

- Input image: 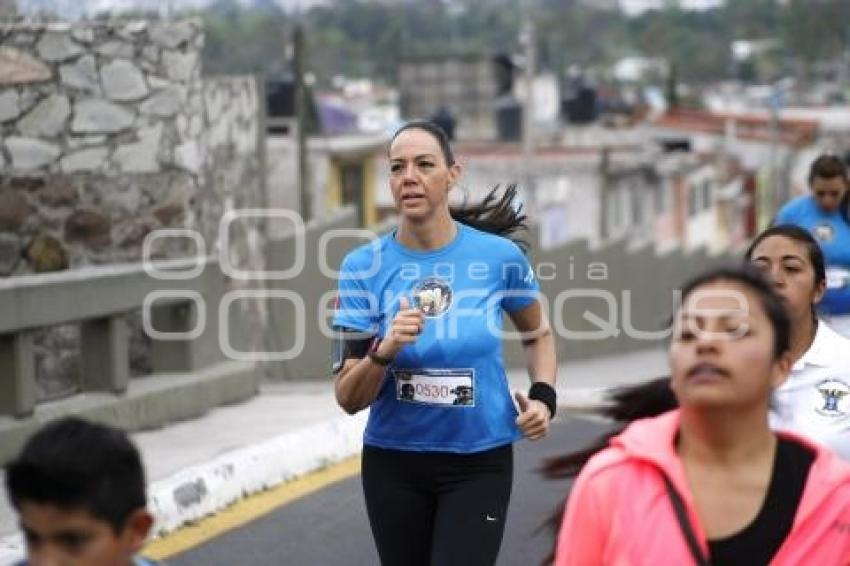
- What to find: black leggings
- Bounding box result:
[361,443,513,566]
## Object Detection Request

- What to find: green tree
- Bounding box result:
[784,0,850,63]
[174,0,848,91]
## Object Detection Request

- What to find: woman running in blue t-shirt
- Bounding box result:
[332,120,558,566]
[775,154,850,335]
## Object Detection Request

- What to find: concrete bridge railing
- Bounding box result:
[0,256,259,463]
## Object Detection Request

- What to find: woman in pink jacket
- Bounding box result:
[554,267,850,566]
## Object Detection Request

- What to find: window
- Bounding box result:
[631,184,643,226]
[689,183,699,217]
[340,162,366,227]
[701,180,712,211]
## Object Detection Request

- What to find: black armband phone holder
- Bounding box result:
[331,326,375,374]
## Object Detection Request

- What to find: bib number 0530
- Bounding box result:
[393,368,475,407]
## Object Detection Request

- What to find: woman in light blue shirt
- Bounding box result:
[775,154,850,335]
[331,120,558,566]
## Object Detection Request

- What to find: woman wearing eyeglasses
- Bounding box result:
[775,154,850,336]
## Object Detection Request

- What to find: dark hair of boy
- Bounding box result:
[5,416,146,533]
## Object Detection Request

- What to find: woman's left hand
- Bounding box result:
[514,391,551,440]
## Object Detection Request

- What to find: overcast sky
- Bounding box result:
[619,0,724,16]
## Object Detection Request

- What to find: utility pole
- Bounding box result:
[294,23,311,223]
[519,0,536,217]
[767,84,782,217]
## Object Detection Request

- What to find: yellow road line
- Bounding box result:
[144,455,362,560]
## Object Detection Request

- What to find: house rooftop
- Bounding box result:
[652,108,819,147]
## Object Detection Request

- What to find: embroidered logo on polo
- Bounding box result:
[394,368,475,406]
[813,223,836,243]
[816,379,850,417]
[412,277,452,318]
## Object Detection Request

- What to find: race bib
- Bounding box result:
[826,267,850,290]
[393,368,475,407]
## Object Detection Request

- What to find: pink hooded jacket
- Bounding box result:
[555,410,850,565]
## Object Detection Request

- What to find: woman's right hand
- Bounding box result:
[378,297,424,358]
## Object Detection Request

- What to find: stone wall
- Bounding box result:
[0,19,267,399]
[201,75,267,360]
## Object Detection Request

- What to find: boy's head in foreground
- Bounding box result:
[5,417,153,566]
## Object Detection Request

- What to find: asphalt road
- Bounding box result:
[168,417,611,566]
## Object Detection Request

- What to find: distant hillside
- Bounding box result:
[13,0,850,93]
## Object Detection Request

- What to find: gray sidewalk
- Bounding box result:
[0,348,667,562]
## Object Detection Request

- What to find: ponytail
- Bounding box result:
[450,184,530,253]
[540,377,675,480]
[538,377,676,565]
[391,121,531,252]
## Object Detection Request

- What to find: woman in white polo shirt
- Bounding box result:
[746,224,850,459]
[543,224,850,480]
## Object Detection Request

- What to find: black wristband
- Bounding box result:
[529,382,557,419]
[368,351,393,367]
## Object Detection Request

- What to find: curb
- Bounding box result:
[0,388,608,563]
[148,411,368,536]
[0,411,368,563]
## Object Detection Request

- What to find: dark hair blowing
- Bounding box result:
[808,153,850,222]
[391,120,529,252]
[538,266,791,563]
[5,417,147,533]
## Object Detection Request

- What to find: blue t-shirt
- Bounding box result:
[333,222,539,453]
[776,195,850,315]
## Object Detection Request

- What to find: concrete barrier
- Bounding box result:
[0,257,260,464]
[264,209,737,380]
[265,208,361,380]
